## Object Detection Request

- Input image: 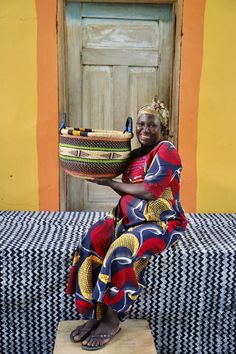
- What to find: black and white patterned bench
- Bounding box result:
[0,211,235,354]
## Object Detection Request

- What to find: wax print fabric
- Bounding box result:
[66,141,187,319]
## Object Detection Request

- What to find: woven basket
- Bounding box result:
[59,117,133,179]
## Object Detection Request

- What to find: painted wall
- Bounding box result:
[179,0,236,213]
[0,0,38,210]
[197,0,236,212]
[0,0,59,211]
[0,0,235,212]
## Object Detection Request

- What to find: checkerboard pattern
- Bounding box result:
[0,211,235,354]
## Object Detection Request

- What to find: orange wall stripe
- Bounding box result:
[178,0,206,212]
[36,0,59,210]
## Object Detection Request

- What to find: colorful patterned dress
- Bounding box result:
[66,140,187,319]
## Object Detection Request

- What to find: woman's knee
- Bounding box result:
[104,232,140,262]
[81,218,116,256]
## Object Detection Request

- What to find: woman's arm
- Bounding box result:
[88,179,156,200]
[87,143,181,200]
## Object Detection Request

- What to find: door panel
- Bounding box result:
[64,1,173,211]
[129,67,159,149]
[82,66,113,130]
[83,18,159,49]
[82,48,159,66]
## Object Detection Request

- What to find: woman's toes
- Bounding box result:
[73,334,81,341]
[82,338,89,346]
[84,338,93,347]
[71,319,100,343]
[89,340,97,347]
[70,327,81,341]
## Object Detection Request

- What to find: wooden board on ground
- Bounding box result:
[54,319,157,354]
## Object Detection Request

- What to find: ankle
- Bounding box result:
[103,306,119,325]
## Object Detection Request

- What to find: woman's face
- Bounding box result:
[136,114,161,147]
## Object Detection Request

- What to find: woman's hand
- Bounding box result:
[86,178,155,200]
[86,179,113,186]
[89,179,155,200]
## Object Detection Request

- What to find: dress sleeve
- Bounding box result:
[142,142,182,198]
[122,170,129,183]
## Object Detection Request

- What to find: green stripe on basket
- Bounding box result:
[59,155,128,163]
[59,143,129,152]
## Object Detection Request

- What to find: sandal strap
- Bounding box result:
[89,328,120,340]
[90,333,113,339]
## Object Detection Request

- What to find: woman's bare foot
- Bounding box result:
[70,319,100,343]
[81,306,120,350]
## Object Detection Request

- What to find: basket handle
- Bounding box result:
[123,116,133,137]
[59,112,67,134]
[60,113,133,137]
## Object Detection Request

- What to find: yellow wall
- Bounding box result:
[0,1,38,210]
[0,0,236,212]
[197,0,236,212]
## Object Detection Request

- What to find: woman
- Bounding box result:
[67,98,187,351]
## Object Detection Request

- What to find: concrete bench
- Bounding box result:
[0,211,235,354]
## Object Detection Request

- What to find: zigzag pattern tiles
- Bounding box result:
[0,211,235,354]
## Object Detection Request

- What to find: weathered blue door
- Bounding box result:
[65,2,174,210]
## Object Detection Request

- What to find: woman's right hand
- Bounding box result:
[86,179,113,186]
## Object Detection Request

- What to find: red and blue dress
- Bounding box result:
[66,140,187,319]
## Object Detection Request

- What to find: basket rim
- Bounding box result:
[63,169,120,179]
[60,134,132,142]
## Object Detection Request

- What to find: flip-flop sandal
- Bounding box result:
[81,328,121,351]
[70,322,100,343]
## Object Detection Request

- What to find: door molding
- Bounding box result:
[57,0,183,210]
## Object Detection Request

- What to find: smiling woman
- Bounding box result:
[136,114,161,147]
[66,97,187,351]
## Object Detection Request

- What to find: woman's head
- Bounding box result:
[136,114,161,147]
[136,97,169,148]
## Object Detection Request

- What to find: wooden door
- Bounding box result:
[63,1,174,211]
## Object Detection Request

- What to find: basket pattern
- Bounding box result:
[60,135,130,149]
[59,130,132,179]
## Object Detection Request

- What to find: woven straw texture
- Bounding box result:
[59,132,132,179]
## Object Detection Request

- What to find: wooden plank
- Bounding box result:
[113,66,129,131]
[57,0,68,211]
[83,19,159,49]
[170,0,183,147]
[65,2,84,210]
[83,66,130,210]
[82,65,117,210]
[157,5,174,135]
[53,319,157,354]
[82,66,113,129]
[80,3,172,21]
[157,6,173,104]
[66,2,82,127]
[57,0,67,118]
[129,67,158,149]
[82,49,159,66]
[72,0,173,4]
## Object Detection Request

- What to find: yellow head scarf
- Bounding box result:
[137,96,169,129]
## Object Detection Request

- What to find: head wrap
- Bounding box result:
[137,96,169,128]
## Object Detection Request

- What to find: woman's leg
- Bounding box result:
[80,221,183,349]
[67,216,116,342]
[78,225,155,349]
[92,221,182,314]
